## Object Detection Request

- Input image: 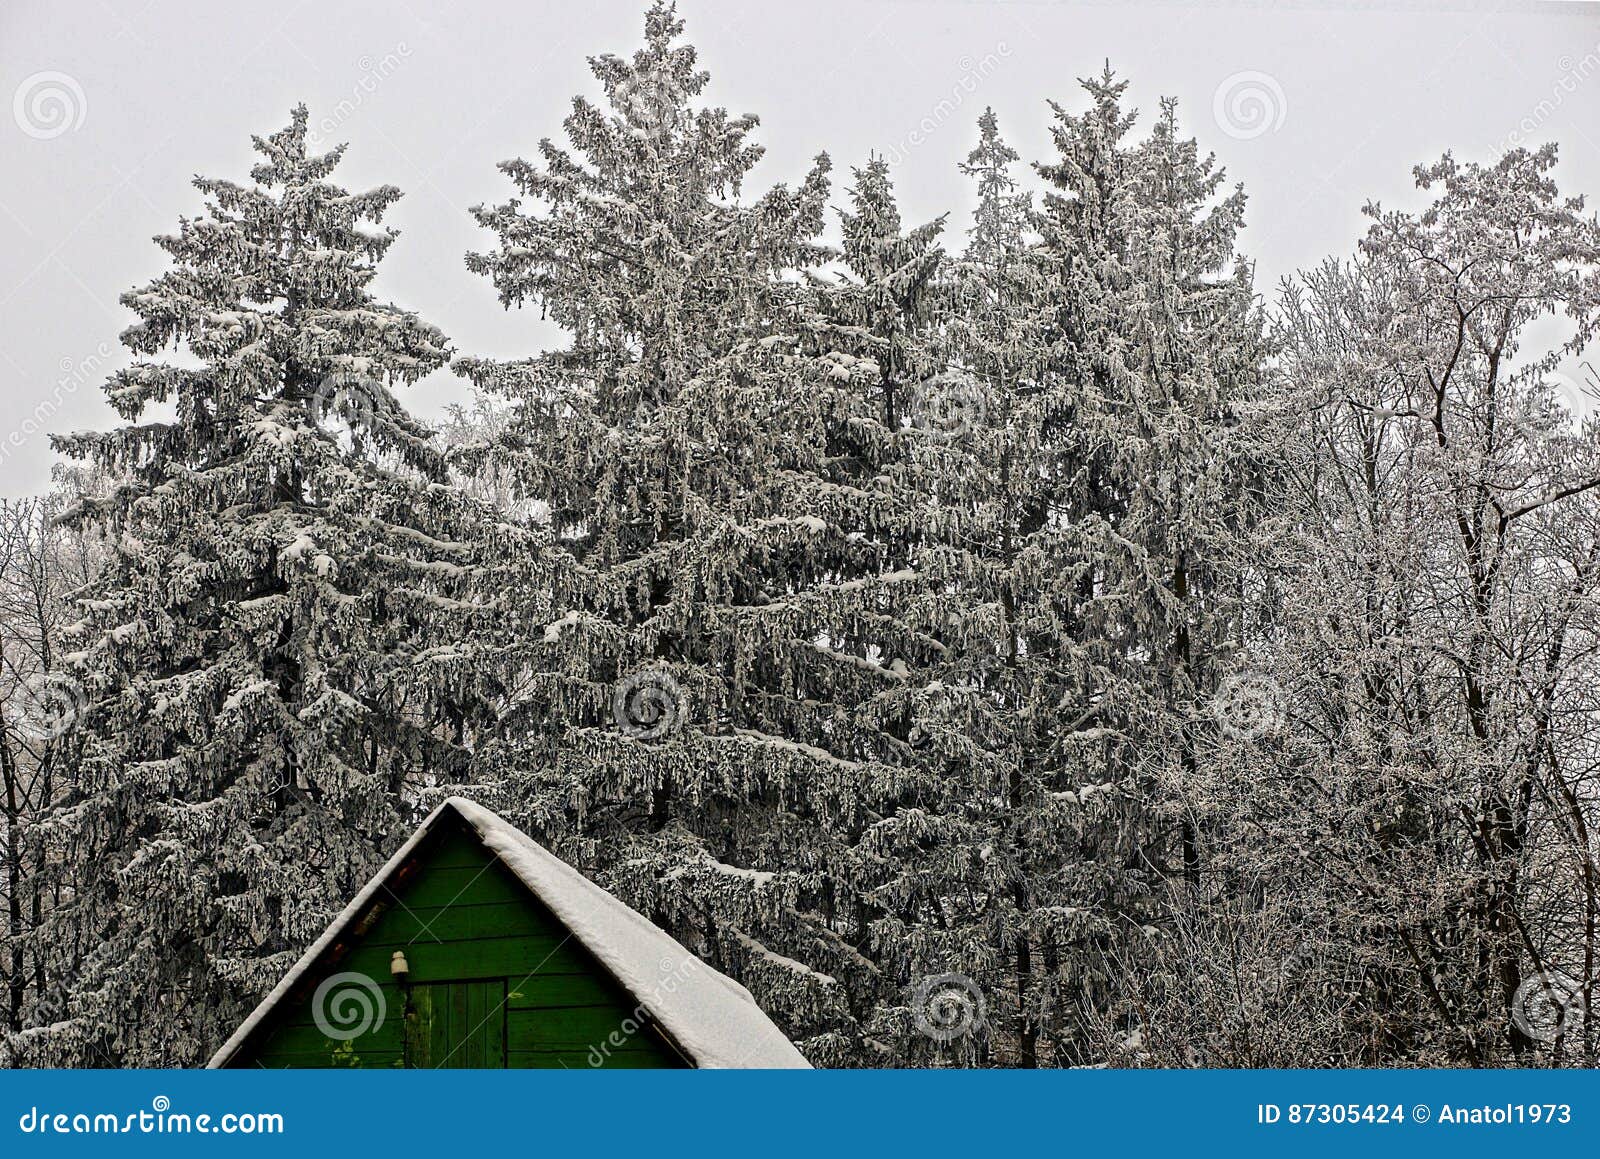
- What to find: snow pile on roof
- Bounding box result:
[450,798,808,1069]
[207,797,809,1069]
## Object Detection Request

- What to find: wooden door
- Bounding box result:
[403,981,507,1068]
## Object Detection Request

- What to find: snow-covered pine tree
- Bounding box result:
[961,108,1033,276]
[457,2,942,1064]
[23,107,516,1066]
[807,147,1063,1066]
[897,107,1070,1067]
[808,156,1011,1065]
[819,156,947,430]
[1028,71,1269,1060]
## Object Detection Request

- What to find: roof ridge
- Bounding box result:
[207,795,809,1069]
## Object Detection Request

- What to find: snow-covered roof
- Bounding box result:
[207,797,810,1069]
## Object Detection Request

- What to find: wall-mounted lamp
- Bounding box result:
[390,950,410,982]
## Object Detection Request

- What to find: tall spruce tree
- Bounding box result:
[25,108,512,1066]
[1029,71,1268,1060]
[820,156,946,430]
[458,2,946,1064]
[920,106,1069,1067]
[811,156,1008,1065]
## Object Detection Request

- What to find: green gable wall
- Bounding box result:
[232,817,688,1069]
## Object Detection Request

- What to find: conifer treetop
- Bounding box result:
[464,0,831,368]
[57,103,451,523]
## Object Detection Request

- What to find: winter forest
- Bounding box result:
[4,1,1600,1069]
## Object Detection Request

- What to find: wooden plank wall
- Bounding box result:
[239,822,687,1069]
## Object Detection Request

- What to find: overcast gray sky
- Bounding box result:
[2,0,1598,497]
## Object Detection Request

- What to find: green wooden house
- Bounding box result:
[207,797,809,1069]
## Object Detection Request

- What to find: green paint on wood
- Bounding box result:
[235,817,687,1069]
[404,981,506,1068]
